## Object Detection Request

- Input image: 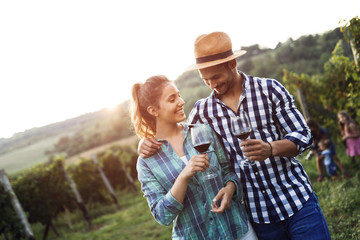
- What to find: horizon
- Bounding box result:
[1,0,359,139]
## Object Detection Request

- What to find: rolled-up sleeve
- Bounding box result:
[136,158,183,226]
[270,80,313,154]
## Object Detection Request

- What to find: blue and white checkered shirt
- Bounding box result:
[187,72,313,223]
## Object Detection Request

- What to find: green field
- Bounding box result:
[0,135,60,174]
[28,185,172,240]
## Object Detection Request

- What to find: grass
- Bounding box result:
[1,139,359,239]
[19,150,359,240]
[28,186,172,240]
[299,146,360,240]
[0,135,59,174]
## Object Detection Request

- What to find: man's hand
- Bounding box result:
[240,139,299,160]
[211,181,236,213]
[240,139,272,161]
[137,138,162,158]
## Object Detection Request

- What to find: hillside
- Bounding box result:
[0,27,354,173]
[0,110,108,155]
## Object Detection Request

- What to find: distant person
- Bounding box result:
[306,118,349,181]
[337,110,360,163]
[318,138,339,181]
[130,75,256,239]
[138,32,331,239]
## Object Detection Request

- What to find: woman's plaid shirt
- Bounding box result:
[137,124,248,239]
[187,72,313,224]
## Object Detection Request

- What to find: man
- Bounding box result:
[138,32,330,239]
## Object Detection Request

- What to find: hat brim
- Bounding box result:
[185,50,247,71]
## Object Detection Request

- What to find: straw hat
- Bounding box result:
[186,32,246,71]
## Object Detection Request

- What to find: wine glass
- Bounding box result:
[230,110,255,165]
[190,124,217,180]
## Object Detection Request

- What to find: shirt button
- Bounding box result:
[262,190,266,194]
[255,172,259,175]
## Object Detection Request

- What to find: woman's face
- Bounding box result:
[155,83,186,123]
[338,114,346,124]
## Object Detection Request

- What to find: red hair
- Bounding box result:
[130,75,171,138]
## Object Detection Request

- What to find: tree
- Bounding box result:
[341,16,360,67]
[282,17,360,136]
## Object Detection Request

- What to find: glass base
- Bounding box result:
[242,159,257,166]
[201,172,218,180]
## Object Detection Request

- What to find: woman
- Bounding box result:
[337,110,360,163]
[130,75,256,239]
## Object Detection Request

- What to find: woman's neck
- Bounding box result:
[155,122,183,140]
[155,122,185,157]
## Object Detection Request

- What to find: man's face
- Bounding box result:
[198,62,235,96]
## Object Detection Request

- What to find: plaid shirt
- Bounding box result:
[137,124,248,239]
[188,72,313,224]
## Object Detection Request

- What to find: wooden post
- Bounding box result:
[61,163,92,228]
[91,155,120,209]
[350,40,359,68]
[0,169,35,240]
[111,153,137,192]
[297,88,310,120]
[122,165,137,192]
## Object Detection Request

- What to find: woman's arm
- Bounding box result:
[137,154,209,225]
[137,159,183,226]
[170,154,209,203]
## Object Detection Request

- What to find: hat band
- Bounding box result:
[196,49,233,64]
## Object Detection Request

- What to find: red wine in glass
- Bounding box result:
[230,110,255,165]
[234,130,252,140]
[191,124,217,180]
[194,142,211,153]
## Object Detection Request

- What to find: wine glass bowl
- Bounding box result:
[190,124,217,180]
[230,110,255,165]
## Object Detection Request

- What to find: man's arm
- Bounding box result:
[242,79,312,161]
[137,138,162,158]
[271,79,312,154]
[241,139,298,162]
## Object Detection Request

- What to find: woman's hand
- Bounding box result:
[180,154,209,179]
[211,181,236,213]
[137,138,162,158]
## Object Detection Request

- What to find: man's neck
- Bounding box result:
[217,72,243,113]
